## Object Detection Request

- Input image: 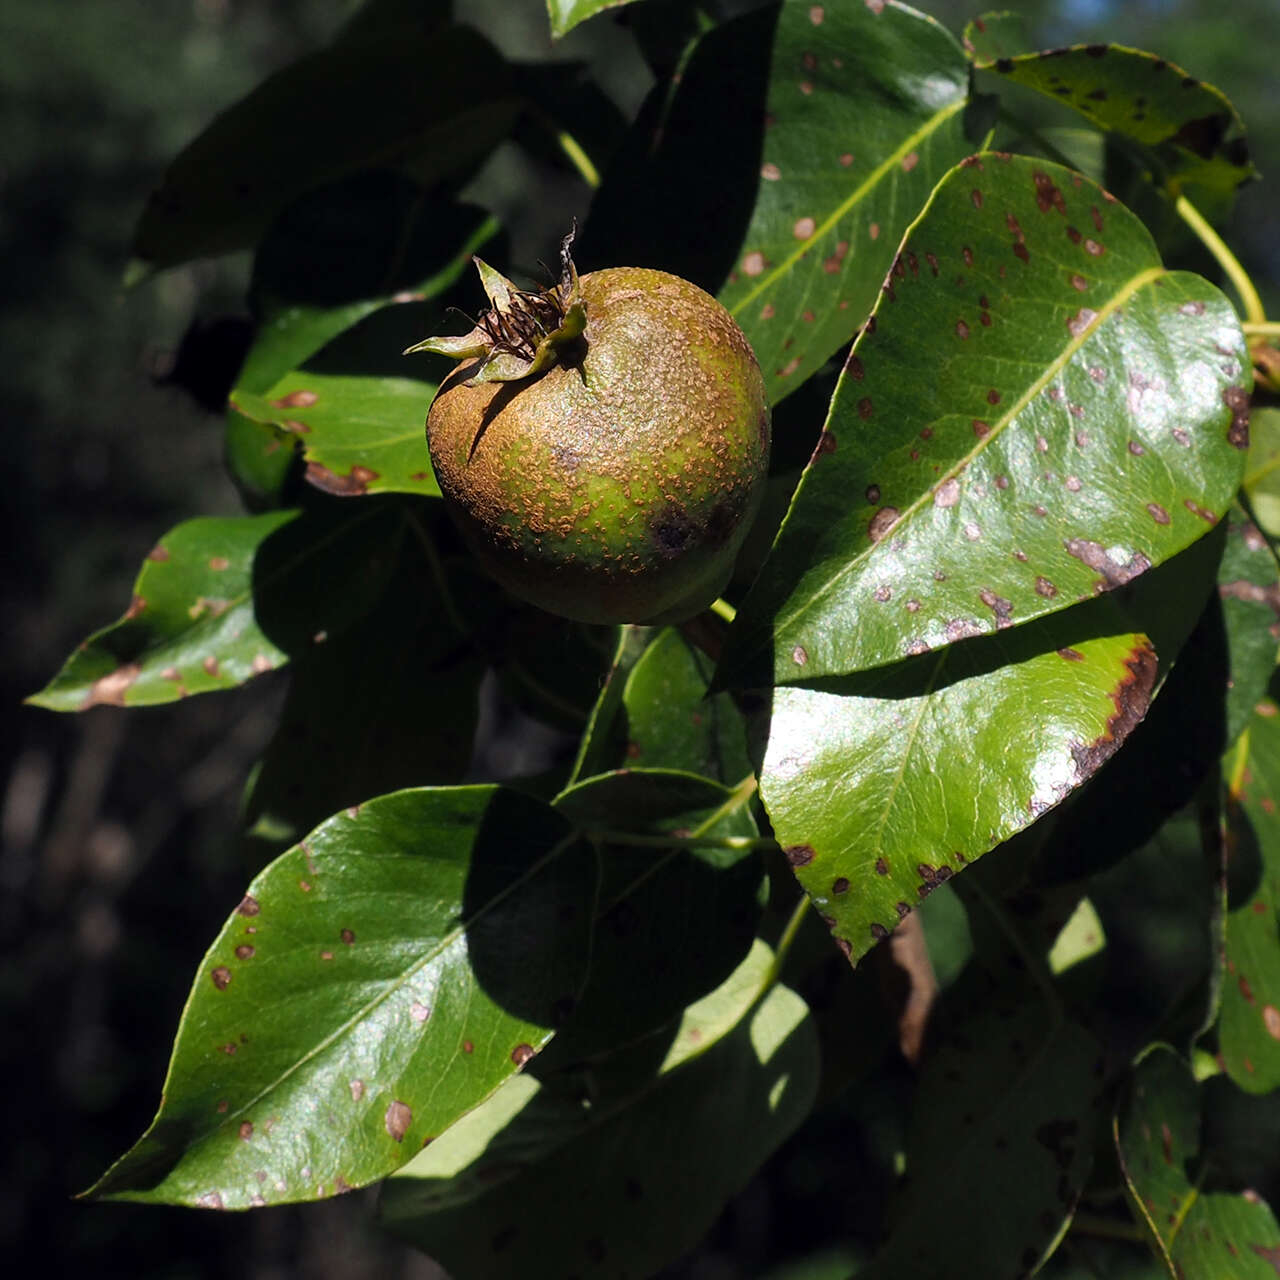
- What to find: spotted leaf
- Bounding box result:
[380,939,818,1280]
[1116,1045,1280,1276]
[1218,509,1280,747]
[970,41,1255,213]
[751,536,1219,968]
[720,0,973,402]
[86,787,594,1208]
[129,26,518,274]
[961,12,1031,65]
[722,152,1249,688]
[28,503,401,711]
[233,371,440,499]
[1221,700,1280,1094]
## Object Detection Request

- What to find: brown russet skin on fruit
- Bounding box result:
[426,267,770,625]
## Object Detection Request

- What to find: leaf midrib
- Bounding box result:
[728,96,967,318]
[168,823,584,1181]
[774,262,1168,646]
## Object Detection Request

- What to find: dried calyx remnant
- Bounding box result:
[404,224,586,384]
[404,225,770,626]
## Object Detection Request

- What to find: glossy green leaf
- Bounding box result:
[1243,407,1280,539]
[380,940,818,1279]
[232,370,438,499]
[28,503,401,711]
[547,769,762,1059]
[1220,700,1280,1093]
[751,530,1221,967]
[758,626,1155,965]
[861,982,1102,1277]
[87,787,594,1208]
[1116,1045,1280,1276]
[971,42,1255,211]
[720,0,973,402]
[546,0,638,40]
[722,152,1250,687]
[1218,510,1280,747]
[130,26,518,273]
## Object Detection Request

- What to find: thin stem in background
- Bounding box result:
[1176,195,1267,326]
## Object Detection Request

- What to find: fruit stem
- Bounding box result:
[1176,195,1266,326]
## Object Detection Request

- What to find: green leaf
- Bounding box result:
[87,787,594,1207]
[1220,700,1280,1093]
[243,550,486,853]
[1116,1045,1280,1276]
[232,371,439,499]
[28,503,401,711]
[1218,510,1280,747]
[971,42,1255,213]
[546,0,639,41]
[240,183,501,395]
[750,534,1220,968]
[720,0,973,402]
[616,628,754,784]
[962,12,1031,64]
[130,25,518,273]
[722,152,1250,688]
[860,982,1102,1277]
[547,769,763,1058]
[1243,407,1280,539]
[380,939,818,1279]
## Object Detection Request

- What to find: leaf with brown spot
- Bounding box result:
[1221,699,1280,1094]
[85,787,594,1208]
[1117,1046,1280,1276]
[966,39,1255,216]
[721,152,1249,687]
[28,504,399,711]
[751,539,1216,968]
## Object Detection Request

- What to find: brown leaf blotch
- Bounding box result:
[211,966,232,990]
[385,1099,412,1142]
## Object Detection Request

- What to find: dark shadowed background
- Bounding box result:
[2,0,1275,1275]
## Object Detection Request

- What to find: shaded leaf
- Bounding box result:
[240,181,500,395]
[1116,1045,1280,1277]
[131,25,518,273]
[546,0,640,41]
[87,787,593,1207]
[243,548,486,853]
[547,769,762,1059]
[1220,699,1280,1092]
[29,503,401,711]
[860,977,1102,1277]
[752,536,1219,968]
[971,42,1255,213]
[380,939,818,1280]
[565,625,653,788]
[722,152,1249,687]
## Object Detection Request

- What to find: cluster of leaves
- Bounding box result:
[31,0,1280,1275]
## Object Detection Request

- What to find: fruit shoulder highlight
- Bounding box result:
[406,231,770,626]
